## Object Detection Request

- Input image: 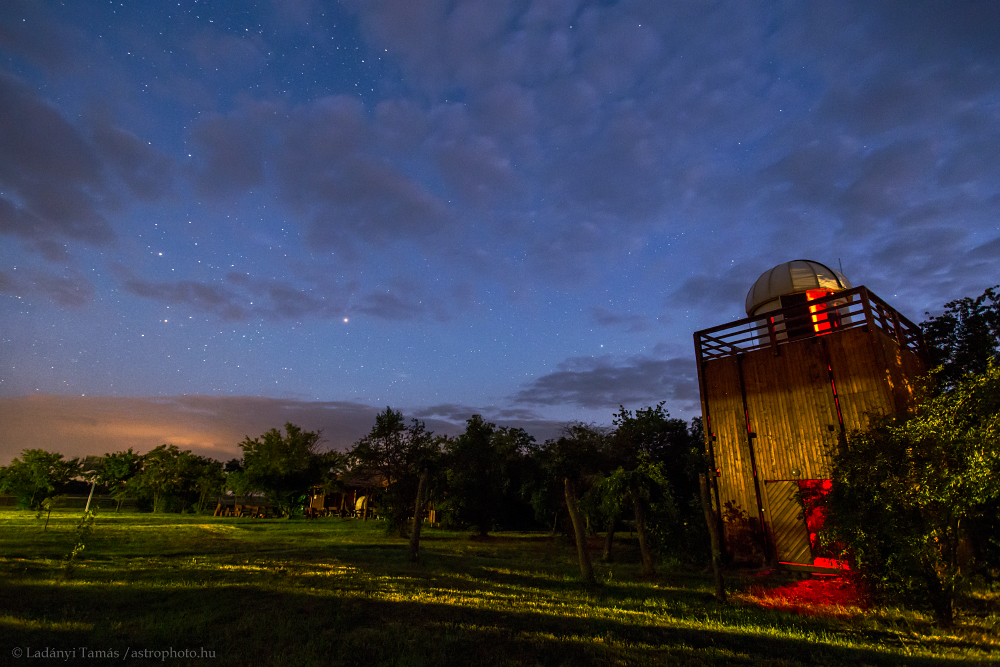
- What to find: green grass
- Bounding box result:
[0,509,997,666]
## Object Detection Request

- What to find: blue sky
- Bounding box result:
[2,1,999,462]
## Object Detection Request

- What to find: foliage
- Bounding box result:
[95,449,142,512]
[922,285,1000,389]
[609,405,705,565]
[238,423,342,517]
[720,500,765,565]
[525,423,610,532]
[62,508,97,580]
[598,458,679,551]
[823,362,1000,626]
[0,449,80,509]
[348,408,441,536]
[443,415,536,535]
[129,445,227,513]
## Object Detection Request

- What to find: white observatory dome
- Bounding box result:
[745,260,852,317]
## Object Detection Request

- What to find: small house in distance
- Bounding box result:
[693,260,926,571]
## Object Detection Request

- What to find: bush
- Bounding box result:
[823,363,1000,625]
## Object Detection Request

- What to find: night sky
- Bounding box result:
[2,1,999,463]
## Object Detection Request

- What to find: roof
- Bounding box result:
[745,259,852,316]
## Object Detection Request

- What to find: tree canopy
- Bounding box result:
[443,415,535,535]
[922,285,1000,388]
[0,449,80,509]
[238,423,341,517]
[348,407,441,535]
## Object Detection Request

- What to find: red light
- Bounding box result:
[806,290,835,334]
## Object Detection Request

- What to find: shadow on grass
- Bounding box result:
[2,569,996,667]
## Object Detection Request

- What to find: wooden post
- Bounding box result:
[84,480,97,513]
[632,490,655,576]
[700,473,726,602]
[409,468,429,562]
[564,478,595,584]
[602,516,616,562]
[860,288,876,332]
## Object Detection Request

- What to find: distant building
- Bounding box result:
[694,260,926,570]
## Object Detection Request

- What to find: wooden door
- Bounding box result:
[763,480,812,564]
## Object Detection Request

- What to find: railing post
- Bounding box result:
[765,317,779,356]
[860,288,876,333]
[891,310,905,347]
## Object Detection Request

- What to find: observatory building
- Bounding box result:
[693,260,926,570]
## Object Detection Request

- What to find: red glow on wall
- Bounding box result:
[807,290,836,334]
[797,479,850,571]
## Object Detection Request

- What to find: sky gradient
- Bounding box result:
[2,1,999,463]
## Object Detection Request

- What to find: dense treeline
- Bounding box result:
[345,403,707,570]
[0,403,706,571]
[0,445,227,514]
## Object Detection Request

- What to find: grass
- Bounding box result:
[0,509,997,666]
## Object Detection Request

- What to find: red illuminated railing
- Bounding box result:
[694,286,925,362]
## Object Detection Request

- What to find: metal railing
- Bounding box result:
[694,286,925,362]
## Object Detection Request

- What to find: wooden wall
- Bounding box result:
[699,326,925,563]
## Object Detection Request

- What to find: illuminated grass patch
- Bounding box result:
[0,509,996,666]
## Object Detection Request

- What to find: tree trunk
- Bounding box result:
[602,516,616,562]
[565,478,595,584]
[699,473,726,602]
[551,509,560,536]
[922,559,954,627]
[632,490,655,576]
[410,469,429,563]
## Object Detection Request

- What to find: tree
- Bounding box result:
[531,423,611,584]
[190,455,226,512]
[823,362,1000,626]
[239,423,342,517]
[922,285,1000,388]
[609,404,697,574]
[444,415,498,535]
[349,408,441,536]
[0,449,80,509]
[95,449,142,512]
[444,415,536,536]
[131,445,186,512]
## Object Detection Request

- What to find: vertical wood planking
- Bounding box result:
[702,356,759,537]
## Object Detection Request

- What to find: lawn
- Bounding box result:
[0,509,997,666]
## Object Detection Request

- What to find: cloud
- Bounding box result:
[117,268,350,322]
[0,395,566,465]
[190,107,275,198]
[119,273,248,320]
[0,71,113,246]
[116,267,456,323]
[187,31,267,75]
[590,307,652,332]
[0,267,94,307]
[413,403,565,443]
[0,1,81,72]
[91,121,176,201]
[512,354,699,413]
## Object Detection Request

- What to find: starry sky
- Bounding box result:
[2,1,1000,463]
